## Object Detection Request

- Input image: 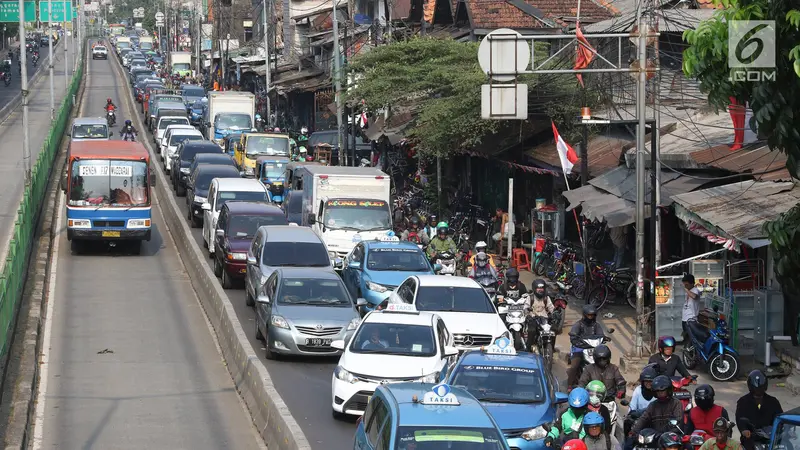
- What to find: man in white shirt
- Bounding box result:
[682,273,702,345]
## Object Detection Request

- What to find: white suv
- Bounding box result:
[92,45,108,59]
[330,304,458,419]
[388,275,509,351]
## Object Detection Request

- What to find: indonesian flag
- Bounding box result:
[552,121,580,174]
[574,27,596,88]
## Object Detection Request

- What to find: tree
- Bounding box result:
[345,37,580,157]
[683,0,800,300]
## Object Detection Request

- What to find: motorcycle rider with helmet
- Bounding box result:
[423,214,437,240]
[495,267,528,323]
[121,119,137,141]
[736,370,783,450]
[469,241,497,269]
[400,216,429,245]
[648,336,693,378]
[568,304,606,388]
[583,411,622,450]
[105,98,116,112]
[548,388,592,441]
[426,222,457,261]
[699,417,742,450]
[579,344,626,399]
[658,432,683,450]
[626,365,658,434]
[525,278,555,352]
[630,375,684,437]
[468,252,498,284]
[562,439,589,450]
[586,380,614,431]
[687,384,730,437]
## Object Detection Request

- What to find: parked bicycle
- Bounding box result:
[587,262,635,309]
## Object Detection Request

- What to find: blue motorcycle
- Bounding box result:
[681,306,739,381]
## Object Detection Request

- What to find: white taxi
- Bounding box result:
[387,275,509,351]
[330,303,458,419]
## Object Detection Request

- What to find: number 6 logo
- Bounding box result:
[728,20,776,69]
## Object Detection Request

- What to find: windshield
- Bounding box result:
[415,287,495,313]
[183,87,204,97]
[322,200,391,231]
[246,136,289,157]
[68,159,149,207]
[367,248,430,272]
[227,214,287,239]
[350,323,436,356]
[260,162,285,178]
[140,42,153,49]
[156,97,183,105]
[215,190,268,211]
[72,124,109,139]
[159,118,189,130]
[773,423,800,450]
[196,170,236,191]
[118,43,131,49]
[395,427,506,450]
[169,133,201,146]
[173,63,191,71]
[181,147,219,163]
[152,56,163,63]
[261,242,330,267]
[216,113,252,131]
[452,365,546,404]
[277,278,351,306]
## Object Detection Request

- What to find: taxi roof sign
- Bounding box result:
[420,383,461,406]
[384,303,418,313]
[378,235,400,242]
[481,337,516,355]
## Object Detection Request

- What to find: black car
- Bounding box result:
[185,164,241,227]
[282,189,303,225]
[189,153,237,174]
[171,141,224,196]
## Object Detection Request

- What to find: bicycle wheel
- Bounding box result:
[626,281,637,309]
[542,343,554,371]
[588,284,609,310]
[572,276,586,299]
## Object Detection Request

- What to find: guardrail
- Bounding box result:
[0,38,86,366]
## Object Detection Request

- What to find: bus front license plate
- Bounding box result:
[102,231,121,238]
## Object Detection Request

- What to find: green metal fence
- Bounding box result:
[0,38,86,363]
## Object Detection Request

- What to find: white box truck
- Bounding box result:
[170,51,192,76]
[139,36,154,51]
[204,91,256,145]
[296,166,393,265]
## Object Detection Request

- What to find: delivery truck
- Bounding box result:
[169,51,192,76]
[203,91,256,146]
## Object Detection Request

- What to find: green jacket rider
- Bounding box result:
[548,388,591,440]
[426,222,457,259]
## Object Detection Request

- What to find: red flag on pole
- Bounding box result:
[552,121,580,174]
[574,27,596,87]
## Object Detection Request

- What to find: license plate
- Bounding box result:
[102,231,121,238]
[305,338,332,347]
[239,268,247,274]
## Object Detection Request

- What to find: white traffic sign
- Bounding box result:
[477,28,530,82]
[108,5,114,12]
[155,11,164,20]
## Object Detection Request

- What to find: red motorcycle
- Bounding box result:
[551,296,568,334]
[682,429,711,450]
[672,376,697,424]
[1,71,9,87]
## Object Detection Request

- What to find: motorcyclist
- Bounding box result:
[626,365,658,434]
[567,304,605,388]
[469,241,497,269]
[105,98,116,112]
[426,222,457,260]
[402,205,420,231]
[525,278,554,352]
[687,384,729,437]
[562,439,588,450]
[736,370,783,450]
[497,268,528,302]
[401,216,429,245]
[467,252,498,284]
[699,417,742,450]
[254,113,264,131]
[121,120,137,141]
[586,380,614,431]
[583,411,621,450]
[648,336,692,378]
[423,214,437,240]
[579,344,626,399]
[548,388,591,441]
[657,432,683,450]
[630,375,684,437]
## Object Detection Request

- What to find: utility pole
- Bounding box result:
[634,7,648,357]
[63,16,68,89]
[48,0,54,120]
[17,0,30,186]
[262,0,271,127]
[331,0,343,165]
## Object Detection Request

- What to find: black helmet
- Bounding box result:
[409,216,420,228]
[594,344,611,367]
[652,375,673,401]
[582,304,597,322]
[125,119,132,126]
[694,384,715,410]
[404,205,413,216]
[658,336,676,351]
[505,267,519,284]
[658,432,682,449]
[640,365,658,383]
[747,370,768,394]
[533,279,546,298]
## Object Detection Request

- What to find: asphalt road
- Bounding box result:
[0,42,59,108]
[34,43,265,449]
[0,40,71,260]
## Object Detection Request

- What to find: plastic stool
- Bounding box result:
[511,248,531,271]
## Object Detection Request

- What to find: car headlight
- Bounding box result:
[270,315,289,329]
[180,167,190,174]
[127,219,151,228]
[334,366,357,384]
[194,195,207,203]
[67,219,91,228]
[522,425,549,441]
[246,166,255,176]
[346,318,360,331]
[366,281,388,293]
[328,251,336,259]
[227,252,247,261]
[418,372,438,383]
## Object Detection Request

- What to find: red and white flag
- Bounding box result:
[551,121,580,174]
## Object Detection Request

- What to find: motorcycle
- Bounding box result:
[497,294,528,350]
[534,316,556,366]
[671,375,697,424]
[681,306,739,381]
[477,276,499,299]
[434,251,456,276]
[122,131,137,142]
[551,290,568,335]
[106,109,116,126]
[571,331,614,382]
[32,54,38,67]
[1,72,9,87]
[633,428,660,450]
[602,396,625,444]
[405,231,425,251]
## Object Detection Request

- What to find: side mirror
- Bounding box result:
[330,340,345,350]
[433,263,442,272]
[356,298,368,307]
[348,261,361,270]
[201,202,211,211]
[256,294,270,304]
[554,392,569,404]
[246,255,257,265]
[607,328,615,334]
[444,346,459,357]
[216,229,224,236]
[307,214,316,224]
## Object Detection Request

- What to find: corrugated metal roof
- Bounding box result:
[689,145,792,182]
[670,181,800,244]
[526,135,630,176]
[585,8,715,32]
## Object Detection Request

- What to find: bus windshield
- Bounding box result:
[246,136,289,157]
[68,159,150,207]
[173,63,191,72]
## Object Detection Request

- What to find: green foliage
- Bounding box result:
[763,204,800,293]
[345,37,579,157]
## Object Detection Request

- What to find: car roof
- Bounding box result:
[194,163,240,175]
[415,275,481,288]
[457,349,545,370]
[364,240,424,251]
[214,178,266,192]
[159,117,190,123]
[157,101,186,108]
[381,384,497,428]
[194,153,232,161]
[164,124,195,130]
[72,117,108,126]
[363,309,437,326]
[260,225,322,243]
[183,141,221,150]
[224,201,283,215]
[169,129,202,136]
[275,267,340,280]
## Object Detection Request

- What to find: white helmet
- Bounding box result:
[476,241,488,251]
[301,126,308,134]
